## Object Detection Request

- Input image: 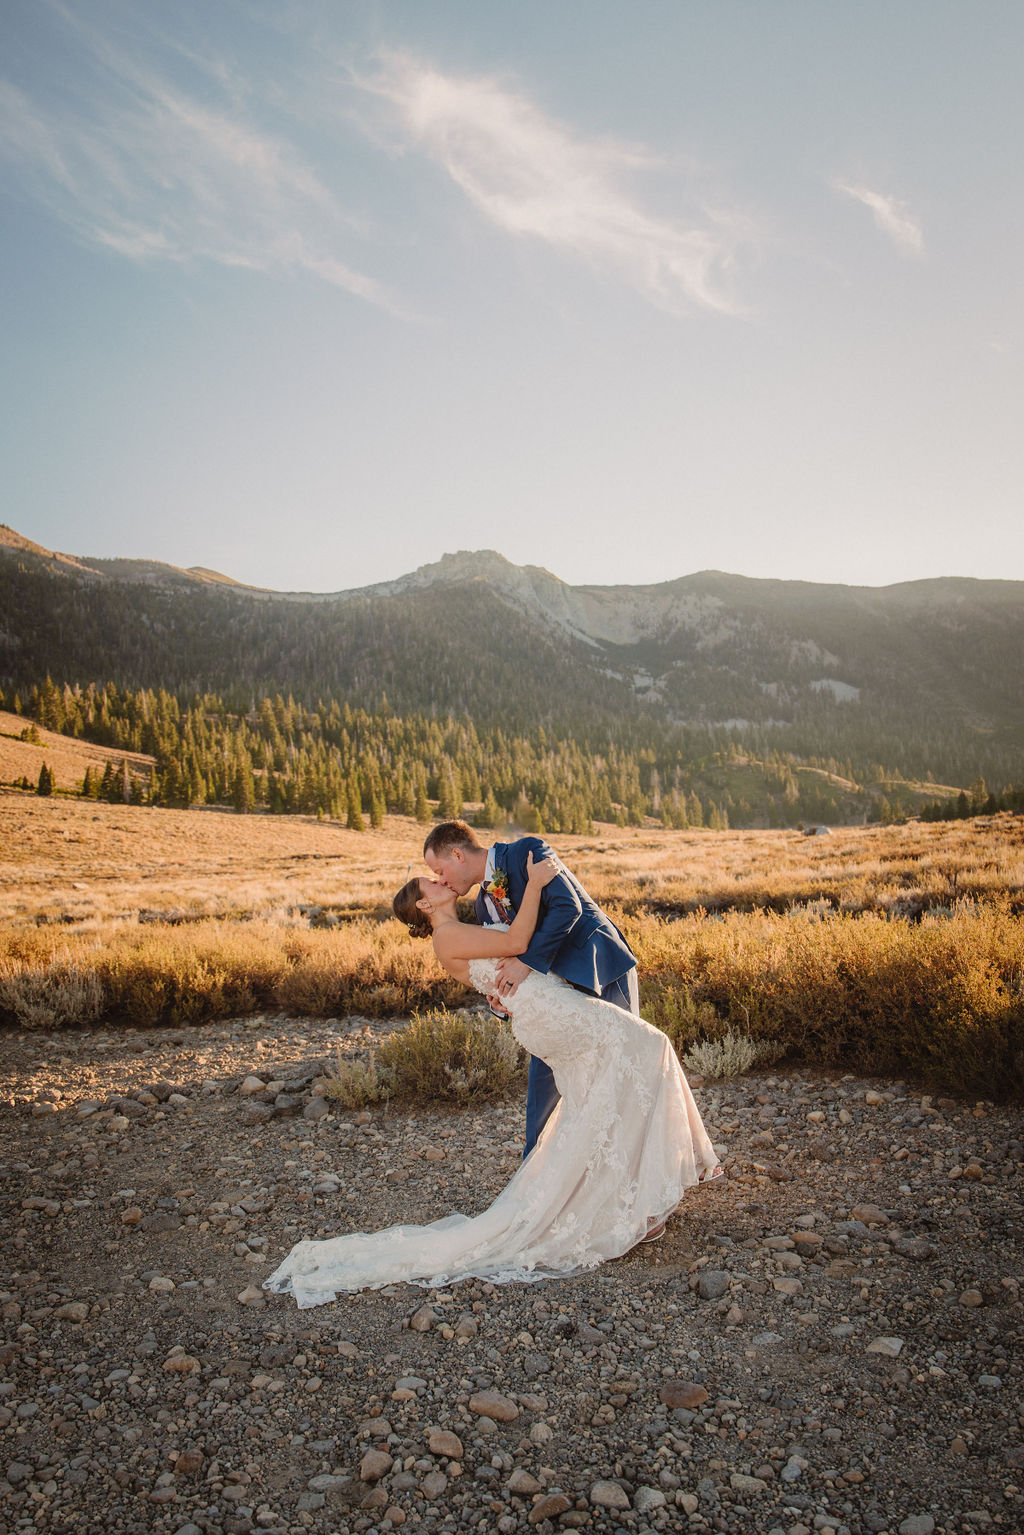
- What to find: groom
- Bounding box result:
[423,819,639,1157]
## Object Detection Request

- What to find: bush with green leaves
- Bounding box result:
[375,1008,526,1104]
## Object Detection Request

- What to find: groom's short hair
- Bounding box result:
[423,819,482,858]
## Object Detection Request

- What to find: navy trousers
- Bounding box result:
[523,970,636,1159]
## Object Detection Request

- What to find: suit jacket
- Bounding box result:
[474,837,636,995]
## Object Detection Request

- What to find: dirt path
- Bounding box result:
[1,1015,1021,1535]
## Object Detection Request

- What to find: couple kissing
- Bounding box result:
[265,820,720,1307]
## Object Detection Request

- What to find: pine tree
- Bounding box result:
[438,769,463,820]
[232,761,256,813]
[36,762,54,797]
[346,774,364,831]
[477,788,502,828]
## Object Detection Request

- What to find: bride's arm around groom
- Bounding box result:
[422,820,639,1155]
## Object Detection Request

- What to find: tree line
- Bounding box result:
[0,676,936,831]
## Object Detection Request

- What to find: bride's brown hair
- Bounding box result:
[393,879,431,939]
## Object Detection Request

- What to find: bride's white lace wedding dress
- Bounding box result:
[264,961,720,1308]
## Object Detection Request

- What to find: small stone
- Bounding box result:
[420,1470,448,1499]
[173,1448,204,1477]
[851,1203,887,1225]
[149,1276,175,1292]
[237,1285,266,1308]
[163,1353,200,1375]
[634,1486,668,1512]
[730,1472,768,1493]
[773,1276,803,1296]
[54,1301,90,1322]
[508,1468,542,1495]
[360,1449,393,1482]
[697,1269,730,1300]
[898,1517,936,1535]
[121,1207,143,1225]
[468,1390,519,1422]
[590,1479,631,1511]
[239,1076,267,1095]
[978,1374,1003,1388]
[960,1289,984,1308]
[893,1237,935,1262]
[659,1381,708,1410]
[678,1492,699,1514]
[303,1097,330,1121]
[5,1462,32,1486]
[409,1304,437,1332]
[866,1336,904,1357]
[422,1146,446,1162]
[361,1417,393,1439]
[529,1494,572,1525]
[427,1430,464,1459]
[864,1090,885,1105]
[454,1315,478,1339]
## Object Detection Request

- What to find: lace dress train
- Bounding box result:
[264,961,719,1308]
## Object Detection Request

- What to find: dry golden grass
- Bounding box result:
[0,709,154,791]
[1,791,1022,1097]
[4,789,1022,931]
[572,817,1024,918]
[0,789,424,928]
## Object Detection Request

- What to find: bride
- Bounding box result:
[264,853,720,1308]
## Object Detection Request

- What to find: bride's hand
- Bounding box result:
[526,851,561,888]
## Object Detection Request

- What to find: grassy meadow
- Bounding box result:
[1,788,1022,1098]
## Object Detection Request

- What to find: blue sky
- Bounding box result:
[1,0,1021,592]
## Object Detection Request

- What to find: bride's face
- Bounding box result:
[418,876,456,915]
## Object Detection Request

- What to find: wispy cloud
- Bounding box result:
[366,53,747,317]
[835,181,924,257]
[0,14,401,313]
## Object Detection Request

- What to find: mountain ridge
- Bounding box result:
[2,523,1021,789]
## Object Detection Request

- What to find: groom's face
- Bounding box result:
[424,845,473,896]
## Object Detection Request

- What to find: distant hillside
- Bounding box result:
[2,524,1022,788]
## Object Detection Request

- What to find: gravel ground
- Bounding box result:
[1,1012,1022,1535]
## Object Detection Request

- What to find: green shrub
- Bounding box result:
[376,1008,526,1104]
[322,1050,388,1108]
[0,953,104,1029]
[682,1029,785,1081]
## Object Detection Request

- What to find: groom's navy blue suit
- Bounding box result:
[474,836,638,1157]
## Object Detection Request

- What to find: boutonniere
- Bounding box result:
[485,870,510,904]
